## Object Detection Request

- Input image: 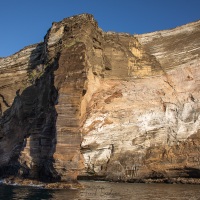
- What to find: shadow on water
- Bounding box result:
[0,184,54,200]
[0,184,81,200]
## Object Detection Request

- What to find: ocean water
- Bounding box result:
[0,181,200,200]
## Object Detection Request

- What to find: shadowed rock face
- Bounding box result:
[0,14,200,182]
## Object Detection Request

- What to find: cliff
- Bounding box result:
[0,14,200,183]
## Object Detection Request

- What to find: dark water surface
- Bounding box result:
[0,181,200,200]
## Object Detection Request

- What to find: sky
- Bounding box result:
[0,0,200,57]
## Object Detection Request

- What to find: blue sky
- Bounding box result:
[0,0,200,57]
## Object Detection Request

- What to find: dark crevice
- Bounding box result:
[0,94,10,108]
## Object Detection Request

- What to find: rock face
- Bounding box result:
[0,14,200,182]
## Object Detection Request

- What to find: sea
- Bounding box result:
[0,181,200,200]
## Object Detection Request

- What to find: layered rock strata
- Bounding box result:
[0,14,200,182]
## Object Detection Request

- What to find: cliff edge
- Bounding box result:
[0,14,200,183]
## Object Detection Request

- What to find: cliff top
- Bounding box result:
[1,13,200,59]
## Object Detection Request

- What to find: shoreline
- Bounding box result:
[0,177,84,189]
[78,175,200,185]
[1,177,200,189]
[128,178,200,185]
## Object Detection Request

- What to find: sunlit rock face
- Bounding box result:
[80,19,200,181]
[0,14,200,182]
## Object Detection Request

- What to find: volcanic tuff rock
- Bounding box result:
[0,14,200,182]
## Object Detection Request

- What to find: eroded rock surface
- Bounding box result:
[0,14,200,182]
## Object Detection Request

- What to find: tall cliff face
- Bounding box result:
[0,14,200,182]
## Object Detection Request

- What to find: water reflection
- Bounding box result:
[0,181,200,200]
[13,186,54,200]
